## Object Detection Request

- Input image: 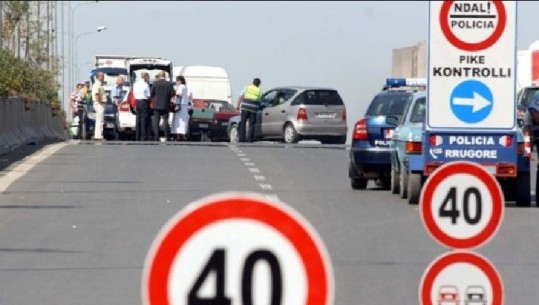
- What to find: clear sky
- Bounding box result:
[66,1,539,135]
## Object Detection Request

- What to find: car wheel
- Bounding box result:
[516,172,531,207]
[399,165,408,199]
[391,167,400,194]
[351,178,368,190]
[407,172,422,205]
[283,123,299,144]
[229,124,239,143]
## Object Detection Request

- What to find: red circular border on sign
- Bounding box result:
[420,161,503,249]
[144,196,331,305]
[420,251,503,305]
[439,1,507,52]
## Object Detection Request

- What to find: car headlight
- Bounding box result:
[87,112,96,120]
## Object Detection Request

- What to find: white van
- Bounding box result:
[173,66,232,104]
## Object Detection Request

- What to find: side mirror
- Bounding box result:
[386,116,399,126]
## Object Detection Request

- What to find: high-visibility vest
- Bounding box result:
[243,85,261,101]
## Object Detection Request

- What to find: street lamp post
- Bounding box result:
[70,1,99,87]
[74,26,107,82]
[76,61,94,84]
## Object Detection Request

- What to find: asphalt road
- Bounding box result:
[0,141,538,305]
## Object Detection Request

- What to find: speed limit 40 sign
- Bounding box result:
[420,161,504,249]
[142,192,334,305]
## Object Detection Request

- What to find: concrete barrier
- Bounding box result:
[0,97,66,155]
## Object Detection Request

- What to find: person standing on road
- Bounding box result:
[111,75,126,107]
[171,76,193,141]
[92,72,106,142]
[70,83,84,138]
[237,78,262,142]
[527,94,539,204]
[150,71,175,142]
[134,72,151,141]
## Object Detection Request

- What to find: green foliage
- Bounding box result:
[0,48,58,104]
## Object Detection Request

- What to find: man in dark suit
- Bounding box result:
[150,70,175,141]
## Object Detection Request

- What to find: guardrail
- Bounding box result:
[0,98,67,155]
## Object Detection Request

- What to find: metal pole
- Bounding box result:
[0,1,3,50]
[47,0,50,70]
[61,1,66,116]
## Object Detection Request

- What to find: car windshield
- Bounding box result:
[130,67,171,84]
[520,87,539,109]
[366,93,411,116]
[410,97,426,123]
[91,67,130,87]
[193,100,235,112]
[302,90,344,106]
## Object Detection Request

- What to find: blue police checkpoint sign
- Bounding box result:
[142,192,334,305]
[427,1,517,131]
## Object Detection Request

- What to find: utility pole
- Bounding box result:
[0,1,3,50]
[47,0,51,70]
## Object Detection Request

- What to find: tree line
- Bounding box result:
[0,1,60,111]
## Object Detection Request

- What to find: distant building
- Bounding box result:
[392,41,427,78]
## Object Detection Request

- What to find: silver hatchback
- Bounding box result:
[250,86,348,144]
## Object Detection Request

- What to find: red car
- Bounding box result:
[189,99,240,142]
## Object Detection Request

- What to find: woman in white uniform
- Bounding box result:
[171,75,193,141]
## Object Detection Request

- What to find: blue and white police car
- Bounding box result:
[349,78,426,190]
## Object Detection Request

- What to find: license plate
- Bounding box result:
[106,123,114,128]
[315,112,336,119]
[221,122,228,126]
[199,123,209,128]
[384,129,394,139]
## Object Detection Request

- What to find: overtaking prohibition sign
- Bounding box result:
[420,161,504,250]
[142,192,334,305]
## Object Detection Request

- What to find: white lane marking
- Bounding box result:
[237,153,246,157]
[240,158,250,162]
[254,175,266,181]
[260,184,273,190]
[0,143,68,193]
[245,162,255,166]
[249,168,260,173]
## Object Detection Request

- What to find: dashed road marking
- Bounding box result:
[259,184,273,190]
[254,175,266,181]
[240,158,250,162]
[249,168,260,173]
[237,153,246,157]
[245,162,255,167]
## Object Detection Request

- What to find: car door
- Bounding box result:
[258,90,278,137]
[262,89,296,136]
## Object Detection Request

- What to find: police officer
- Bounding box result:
[527,93,539,204]
[237,78,262,143]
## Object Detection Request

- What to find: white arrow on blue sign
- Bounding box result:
[449,80,493,124]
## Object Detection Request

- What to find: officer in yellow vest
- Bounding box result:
[237,78,262,142]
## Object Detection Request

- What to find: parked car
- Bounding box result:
[391,91,530,205]
[349,78,426,190]
[389,91,427,203]
[123,57,174,140]
[227,86,347,144]
[188,99,239,142]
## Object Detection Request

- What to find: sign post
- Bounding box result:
[142,192,334,305]
[419,161,505,305]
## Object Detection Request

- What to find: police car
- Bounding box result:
[349,78,426,190]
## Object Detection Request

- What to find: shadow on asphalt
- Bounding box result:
[0,140,61,173]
